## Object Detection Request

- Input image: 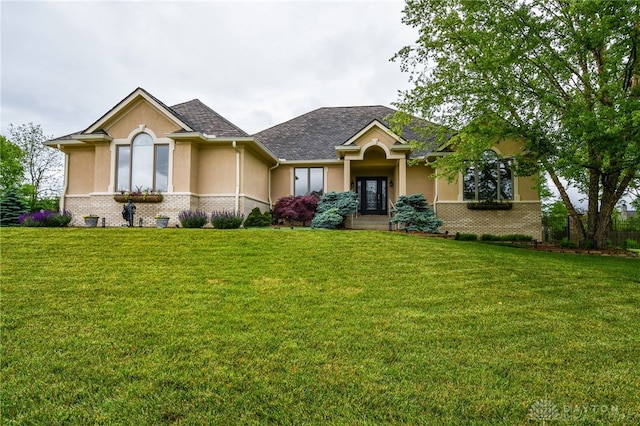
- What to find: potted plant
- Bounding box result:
[83,214,99,227]
[155,214,170,228]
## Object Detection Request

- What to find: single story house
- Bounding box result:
[45,87,541,238]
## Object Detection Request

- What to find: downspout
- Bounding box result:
[232,141,240,214]
[268,161,280,209]
[433,174,438,215]
[58,145,69,212]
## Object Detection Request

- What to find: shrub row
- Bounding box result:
[18,210,73,227]
[480,234,534,242]
[178,210,245,229]
[455,233,534,242]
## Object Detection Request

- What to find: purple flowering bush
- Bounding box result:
[178,209,209,228]
[19,210,73,227]
[211,210,244,229]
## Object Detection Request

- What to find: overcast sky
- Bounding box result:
[1,0,417,137]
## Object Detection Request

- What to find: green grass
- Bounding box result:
[1,228,639,424]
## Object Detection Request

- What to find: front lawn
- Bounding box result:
[1,228,638,424]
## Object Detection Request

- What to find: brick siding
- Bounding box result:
[435,202,542,240]
[65,194,270,227]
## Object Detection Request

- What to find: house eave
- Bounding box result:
[279,159,344,165]
[71,134,114,144]
[167,132,278,164]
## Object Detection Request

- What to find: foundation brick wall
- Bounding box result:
[436,202,542,240]
[65,194,270,227]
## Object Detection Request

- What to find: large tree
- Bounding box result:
[0,135,25,193]
[8,123,63,210]
[392,0,640,248]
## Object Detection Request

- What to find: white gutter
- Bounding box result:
[268,161,281,209]
[232,141,240,214]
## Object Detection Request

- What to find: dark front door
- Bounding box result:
[356,177,387,215]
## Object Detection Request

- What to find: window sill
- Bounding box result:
[466,201,513,210]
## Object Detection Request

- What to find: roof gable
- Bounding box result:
[84,87,193,135]
[253,106,401,161]
[342,119,404,147]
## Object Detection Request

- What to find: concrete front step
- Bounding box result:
[351,215,391,230]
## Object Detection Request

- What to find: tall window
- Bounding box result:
[294,167,323,196]
[463,150,513,201]
[116,133,169,192]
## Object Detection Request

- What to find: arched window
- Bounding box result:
[463,150,513,201]
[116,133,169,192]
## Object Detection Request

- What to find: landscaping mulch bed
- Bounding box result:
[396,231,639,258]
[530,243,639,258]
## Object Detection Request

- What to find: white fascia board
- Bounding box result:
[279,159,343,165]
[167,133,278,164]
[390,144,412,152]
[43,139,85,147]
[71,134,114,143]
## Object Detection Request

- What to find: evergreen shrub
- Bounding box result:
[0,187,28,226]
[390,193,442,233]
[244,207,272,227]
[311,191,357,229]
[311,208,344,229]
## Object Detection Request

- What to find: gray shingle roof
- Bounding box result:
[252,105,438,161]
[169,99,249,137]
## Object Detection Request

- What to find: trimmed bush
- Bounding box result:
[273,195,319,226]
[178,210,208,228]
[456,233,478,241]
[312,191,357,229]
[211,210,244,229]
[311,208,344,229]
[244,207,272,227]
[390,193,443,233]
[624,239,638,250]
[481,233,534,242]
[18,210,72,227]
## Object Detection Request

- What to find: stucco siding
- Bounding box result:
[93,144,111,193]
[325,164,344,193]
[67,148,95,195]
[197,147,236,194]
[406,165,434,204]
[105,100,181,139]
[517,175,540,201]
[242,148,269,202]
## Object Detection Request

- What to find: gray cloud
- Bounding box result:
[1,0,416,136]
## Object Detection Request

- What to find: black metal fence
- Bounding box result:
[608,219,640,248]
[542,216,569,242]
[542,217,640,248]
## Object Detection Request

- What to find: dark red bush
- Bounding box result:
[273,194,319,226]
